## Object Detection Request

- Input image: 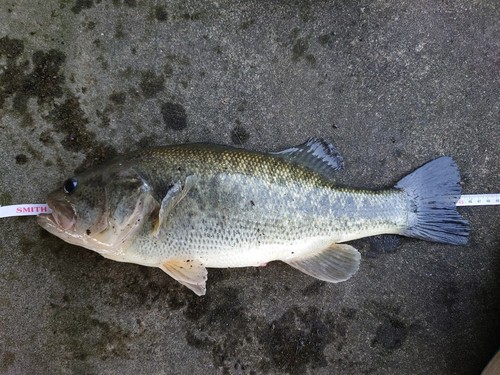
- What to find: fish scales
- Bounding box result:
[37,138,469,295]
[127,146,407,266]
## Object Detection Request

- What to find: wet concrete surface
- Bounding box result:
[0,1,499,374]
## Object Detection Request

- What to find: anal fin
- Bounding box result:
[159,259,208,296]
[285,244,361,283]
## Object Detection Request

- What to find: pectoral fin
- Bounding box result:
[160,259,208,296]
[152,175,198,238]
[285,243,361,283]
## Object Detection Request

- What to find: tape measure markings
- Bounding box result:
[0,194,499,218]
[456,194,500,206]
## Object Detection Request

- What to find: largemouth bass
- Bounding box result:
[37,139,469,295]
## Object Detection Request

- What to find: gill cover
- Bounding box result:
[81,168,159,254]
[38,167,158,255]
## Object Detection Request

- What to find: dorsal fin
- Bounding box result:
[271,138,344,180]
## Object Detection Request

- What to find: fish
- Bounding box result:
[37,138,469,296]
[482,350,500,375]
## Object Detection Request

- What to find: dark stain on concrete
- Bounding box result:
[291,35,316,66]
[92,38,102,48]
[50,304,131,361]
[0,36,24,59]
[298,1,312,23]
[48,96,91,153]
[440,281,460,311]
[124,0,137,7]
[239,19,255,31]
[96,55,109,70]
[47,95,117,171]
[0,42,65,111]
[39,130,55,145]
[137,135,159,149]
[292,37,309,61]
[181,12,203,21]
[104,266,190,312]
[114,21,126,39]
[140,70,165,98]
[18,234,138,363]
[123,275,159,307]
[109,91,126,105]
[15,154,28,164]
[25,234,160,367]
[165,53,190,67]
[184,287,258,373]
[161,102,187,130]
[259,306,334,374]
[318,32,336,47]
[1,38,65,111]
[335,307,357,342]
[301,280,326,296]
[0,57,27,109]
[305,54,317,65]
[163,63,174,78]
[19,111,35,129]
[0,193,12,206]
[84,21,96,31]
[366,235,402,258]
[237,101,246,112]
[96,105,112,128]
[372,317,408,350]
[231,126,250,145]
[89,264,191,313]
[22,230,80,266]
[71,0,94,14]
[187,288,246,328]
[155,6,168,22]
[214,45,223,55]
[23,141,43,160]
[0,352,15,372]
[165,287,188,310]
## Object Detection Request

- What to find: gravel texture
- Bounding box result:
[0,1,498,374]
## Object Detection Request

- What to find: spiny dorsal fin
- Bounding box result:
[285,243,360,283]
[271,138,344,180]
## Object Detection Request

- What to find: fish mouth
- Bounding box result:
[37,198,76,232]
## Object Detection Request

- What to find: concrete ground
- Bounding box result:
[0,1,499,374]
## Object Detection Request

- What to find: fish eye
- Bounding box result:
[63,178,78,194]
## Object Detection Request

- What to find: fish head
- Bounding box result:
[37,163,157,255]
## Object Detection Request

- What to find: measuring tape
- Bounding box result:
[456,194,500,206]
[0,194,499,218]
[0,204,52,218]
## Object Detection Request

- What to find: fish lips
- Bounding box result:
[37,197,76,232]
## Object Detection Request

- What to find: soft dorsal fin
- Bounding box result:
[271,138,344,180]
[284,243,360,283]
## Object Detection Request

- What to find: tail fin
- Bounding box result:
[395,156,469,245]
